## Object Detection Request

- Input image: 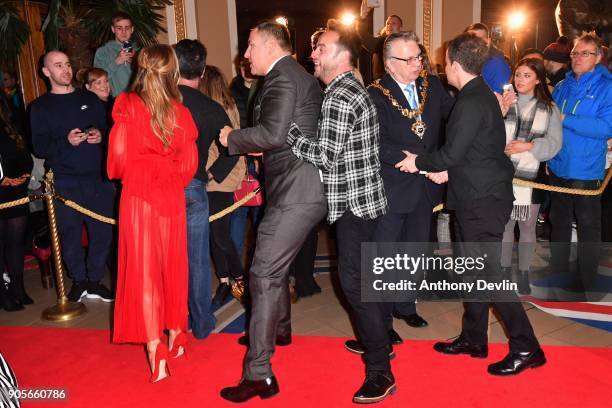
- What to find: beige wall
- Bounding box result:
[386,0,417,32]
[195,0,234,81]
[442,0,475,48]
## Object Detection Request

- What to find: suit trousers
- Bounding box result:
[244,202,326,380]
[454,197,540,352]
[374,193,433,328]
[289,226,320,296]
[336,211,390,373]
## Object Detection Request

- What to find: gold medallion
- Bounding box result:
[412,120,426,138]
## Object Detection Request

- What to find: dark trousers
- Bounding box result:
[336,211,390,373]
[0,215,28,298]
[374,194,433,329]
[549,174,601,292]
[289,226,319,296]
[454,197,540,352]
[55,179,114,284]
[244,202,326,380]
[208,191,243,280]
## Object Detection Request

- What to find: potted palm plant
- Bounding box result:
[42,0,173,73]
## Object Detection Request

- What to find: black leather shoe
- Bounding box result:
[220,376,279,402]
[398,313,429,328]
[15,293,34,305]
[388,329,403,345]
[0,294,24,312]
[344,340,395,359]
[488,348,546,376]
[433,338,488,358]
[238,334,292,346]
[353,372,396,404]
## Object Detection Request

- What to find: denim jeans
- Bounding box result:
[185,179,215,338]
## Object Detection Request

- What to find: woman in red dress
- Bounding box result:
[107,44,197,382]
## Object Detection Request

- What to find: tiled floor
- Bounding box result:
[3,263,612,348]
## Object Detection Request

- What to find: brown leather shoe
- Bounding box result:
[220,376,279,403]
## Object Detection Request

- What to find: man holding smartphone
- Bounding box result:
[94,12,137,96]
[30,50,115,304]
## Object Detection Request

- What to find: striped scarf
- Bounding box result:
[504,98,550,221]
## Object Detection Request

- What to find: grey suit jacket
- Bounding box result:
[228,55,325,207]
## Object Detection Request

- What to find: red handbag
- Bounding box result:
[233,175,263,207]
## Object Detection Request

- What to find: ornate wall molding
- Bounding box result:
[173,0,186,41]
[422,0,433,53]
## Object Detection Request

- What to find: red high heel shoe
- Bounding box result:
[169,331,187,359]
[149,343,170,383]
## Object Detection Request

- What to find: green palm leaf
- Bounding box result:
[86,0,173,48]
[0,3,31,67]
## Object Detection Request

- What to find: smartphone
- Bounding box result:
[82,125,96,134]
[367,0,381,7]
[502,83,514,93]
[122,41,133,53]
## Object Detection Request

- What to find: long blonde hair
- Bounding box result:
[131,44,182,146]
[199,65,240,129]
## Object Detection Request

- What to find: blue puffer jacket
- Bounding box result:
[548,64,612,180]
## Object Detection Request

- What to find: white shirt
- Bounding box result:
[266,54,290,75]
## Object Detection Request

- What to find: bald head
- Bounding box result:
[42,51,74,93]
[43,50,68,68]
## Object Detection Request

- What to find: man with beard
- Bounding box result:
[30,50,114,303]
[287,20,392,404]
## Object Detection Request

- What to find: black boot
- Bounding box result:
[9,273,33,305]
[212,282,231,305]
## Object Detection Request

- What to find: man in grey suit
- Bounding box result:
[219,21,326,403]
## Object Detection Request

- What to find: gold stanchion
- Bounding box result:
[41,171,87,321]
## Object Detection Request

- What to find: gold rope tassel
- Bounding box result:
[52,187,262,225]
[0,195,42,210]
[209,188,261,222]
[432,167,612,213]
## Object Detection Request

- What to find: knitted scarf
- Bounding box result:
[504,98,550,221]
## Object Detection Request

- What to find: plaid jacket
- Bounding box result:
[288,71,387,224]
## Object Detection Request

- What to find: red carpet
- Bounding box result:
[1,326,610,407]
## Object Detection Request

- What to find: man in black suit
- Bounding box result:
[400,33,546,376]
[219,21,326,402]
[349,32,453,352]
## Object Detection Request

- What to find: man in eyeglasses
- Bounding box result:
[547,33,612,299]
[341,31,454,357]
